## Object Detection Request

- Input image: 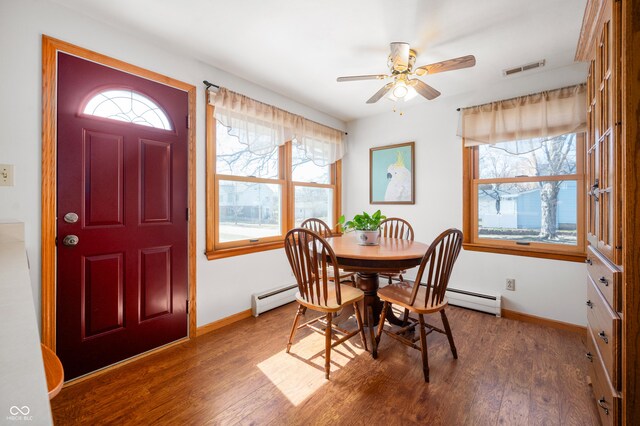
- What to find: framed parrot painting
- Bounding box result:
[369,141,415,204]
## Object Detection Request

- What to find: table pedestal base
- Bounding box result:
[356,272,405,327]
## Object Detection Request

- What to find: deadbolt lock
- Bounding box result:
[63,235,79,246]
[64,212,79,224]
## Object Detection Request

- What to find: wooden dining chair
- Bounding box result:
[374,228,463,382]
[379,217,415,284]
[301,218,356,285]
[284,228,368,379]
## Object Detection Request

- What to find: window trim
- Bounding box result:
[462,134,587,262]
[205,102,341,260]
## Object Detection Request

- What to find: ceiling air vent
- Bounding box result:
[503,59,546,76]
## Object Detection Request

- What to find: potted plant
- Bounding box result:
[338,210,387,246]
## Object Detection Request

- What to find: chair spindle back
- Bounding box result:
[410,229,463,308]
[300,218,333,238]
[284,228,342,307]
[380,217,414,241]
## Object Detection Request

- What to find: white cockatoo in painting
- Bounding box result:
[384,152,412,202]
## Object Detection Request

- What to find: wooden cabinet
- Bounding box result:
[585,0,622,264]
[580,0,624,423]
[586,246,621,311]
[587,325,622,426]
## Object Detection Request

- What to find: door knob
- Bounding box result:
[62,235,79,246]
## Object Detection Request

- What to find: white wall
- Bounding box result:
[0,0,345,329]
[344,65,589,326]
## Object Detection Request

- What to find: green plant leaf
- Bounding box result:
[336,210,386,231]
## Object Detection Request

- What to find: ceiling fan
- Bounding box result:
[337,42,476,103]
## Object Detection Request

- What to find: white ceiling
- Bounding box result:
[49,0,587,122]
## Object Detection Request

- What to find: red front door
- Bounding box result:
[56,53,188,379]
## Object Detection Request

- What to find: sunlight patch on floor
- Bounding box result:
[257,330,366,406]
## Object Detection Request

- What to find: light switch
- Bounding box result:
[0,164,14,186]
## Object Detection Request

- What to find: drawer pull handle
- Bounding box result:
[585,352,593,362]
[598,331,609,344]
[599,277,609,286]
[586,258,593,265]
[597,397,609,415]
[586,300,593,308]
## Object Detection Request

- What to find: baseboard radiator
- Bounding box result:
[251,284,298,317]
[250,284,501,318]
[445,287,501,317]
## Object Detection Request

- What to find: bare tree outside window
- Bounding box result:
[477,133,578,244]
[216,125,333,243]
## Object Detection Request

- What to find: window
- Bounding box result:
[83,89,172,130]
[292,142,334,227]
[463,133,586,261]
[205,97,342,259]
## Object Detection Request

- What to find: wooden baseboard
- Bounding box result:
[62,337,188,387]
[501,308,587,334]
[196,309,253,336]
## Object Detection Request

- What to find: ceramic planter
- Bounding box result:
[355,229,380,246]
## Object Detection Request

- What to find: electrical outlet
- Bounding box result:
[0,164,14,186]
[505,278,516,291]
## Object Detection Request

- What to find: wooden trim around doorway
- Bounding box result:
[41,35,198,351]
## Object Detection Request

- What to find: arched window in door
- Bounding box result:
[83,89,173,130]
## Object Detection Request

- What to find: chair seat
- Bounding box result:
[378,281,448,314]
[296,283,364,313]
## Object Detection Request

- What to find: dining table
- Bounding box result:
[326,233,430,327]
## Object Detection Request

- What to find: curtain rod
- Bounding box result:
[203,80,219,90]
[203,80,348,135]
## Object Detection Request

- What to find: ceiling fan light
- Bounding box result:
[404,86,418,101]
[387,81,418,102]
[392,82,409,98]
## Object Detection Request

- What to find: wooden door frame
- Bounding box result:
[41,35,197,351]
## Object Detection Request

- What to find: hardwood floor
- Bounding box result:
[51,303,600,425]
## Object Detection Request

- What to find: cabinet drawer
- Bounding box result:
[587,326,621,426]
[586,246,621,311]
[586,276,620,389]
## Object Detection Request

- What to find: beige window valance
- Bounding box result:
[457,84,587,146]
[208,87,346,166]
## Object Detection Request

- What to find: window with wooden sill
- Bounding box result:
[205,102,341,260]
[462,133,586,262]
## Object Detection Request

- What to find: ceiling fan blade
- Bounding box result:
[414,55,476,76]
[390,42,410,72]
[366,82,394,104]
[410,80,441,100]
[336,74,388,82]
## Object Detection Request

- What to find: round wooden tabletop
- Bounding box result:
[327,234,429,260]
[326,234,429,272]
